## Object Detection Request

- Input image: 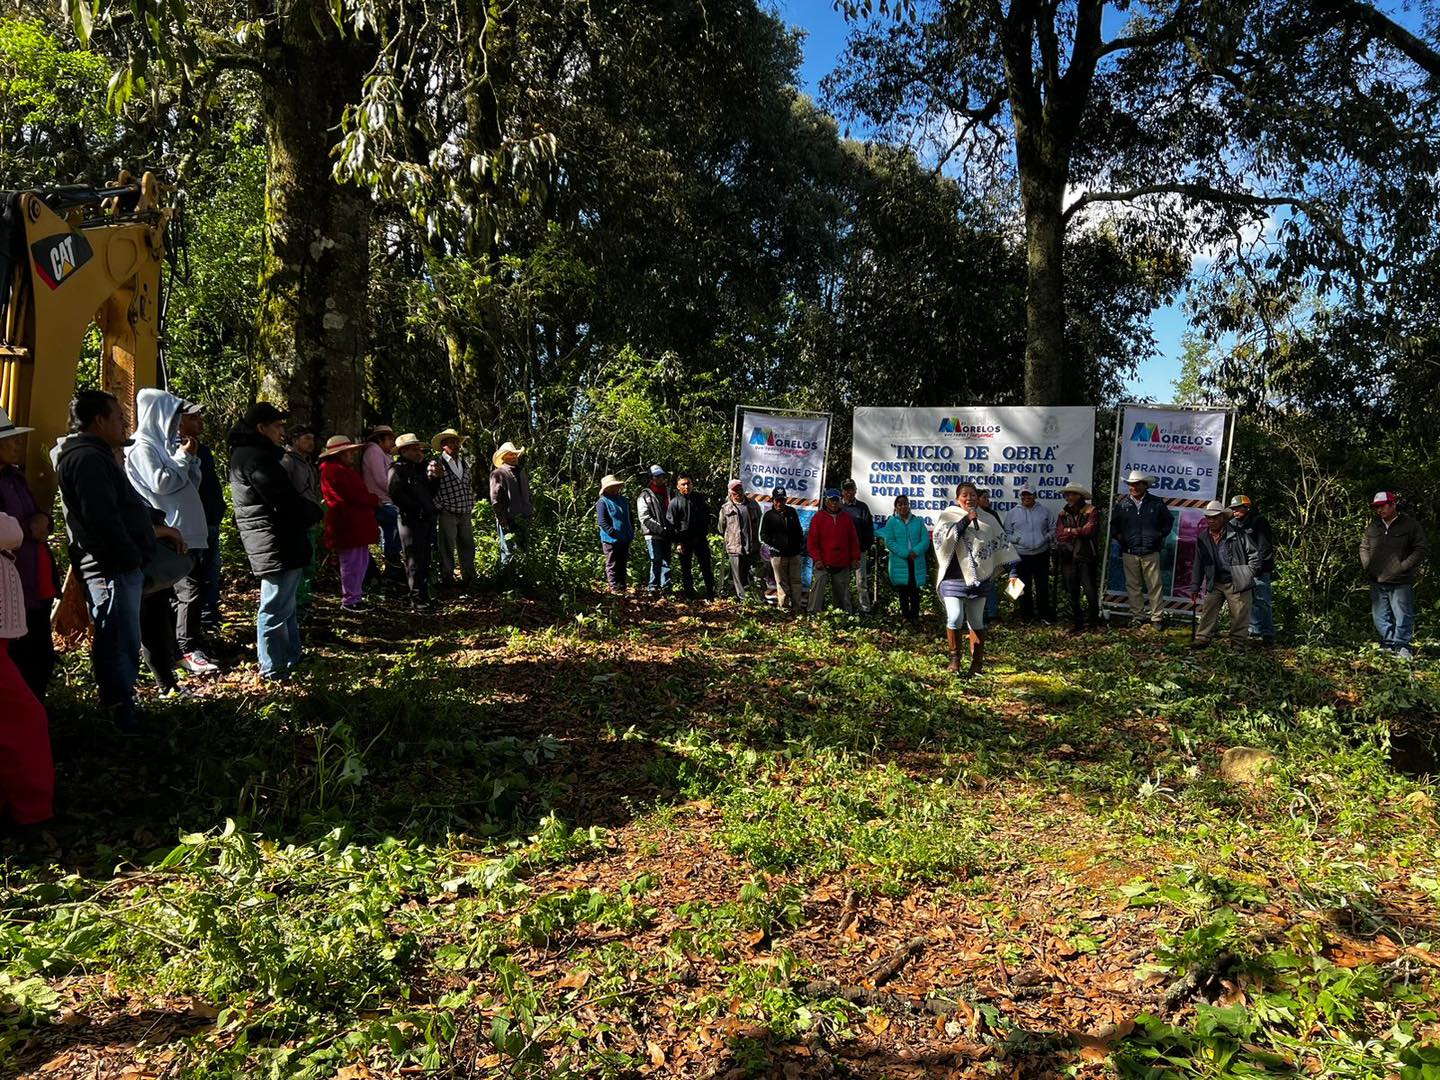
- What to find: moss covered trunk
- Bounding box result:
[257,8,374,435]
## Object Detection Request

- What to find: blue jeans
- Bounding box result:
[645,537,671,592]
[1371,583,1416,651]
[83,569,144,710]
[1249,572,1275,640]
[257,568,304,678]
[200,523,222,621]
[375,503,401,562]
[943,594,987,631]
[985,585,999,621]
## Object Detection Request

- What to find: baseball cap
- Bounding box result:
[841,479,857,491]
[243,402,289,427]
[179,398,204,415]
[1228,494,1251,509]
[1372,490,1398,505]
[1018,485,1036,496]
[728,478,743,491]
[650,464,667,478]
[772,487,787,499]
[824,487,841,500]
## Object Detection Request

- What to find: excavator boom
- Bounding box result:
[0,171,172,508]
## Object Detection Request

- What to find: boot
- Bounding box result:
[946,628,961,673]
[967,631,986,677]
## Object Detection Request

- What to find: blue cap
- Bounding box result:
[824,487,841,500]
[650,464,667,477]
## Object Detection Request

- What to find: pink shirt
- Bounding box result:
[361,442,394,505]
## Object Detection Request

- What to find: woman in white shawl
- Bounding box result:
[933,481,1020,676]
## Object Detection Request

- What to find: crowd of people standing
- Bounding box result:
[0,390,1429,833]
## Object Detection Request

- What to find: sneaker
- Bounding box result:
[1397,647,1414,661]
[342,600,370,613]
[158,683,198,699]
[179,651,221,676]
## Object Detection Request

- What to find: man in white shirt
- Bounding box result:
[1003,486,1055,623]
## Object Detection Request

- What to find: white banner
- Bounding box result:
[1114,406,1227,499]
[738,409,830,515]
[850,406,1096,527]
[1105,405,1232,610]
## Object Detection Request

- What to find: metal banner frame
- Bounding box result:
[1100,402,1237,621]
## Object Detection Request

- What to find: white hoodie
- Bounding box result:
[124,388,208,550]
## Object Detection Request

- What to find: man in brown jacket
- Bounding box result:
[1360,491,1428,659]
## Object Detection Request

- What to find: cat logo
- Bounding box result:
[31,230,94,290]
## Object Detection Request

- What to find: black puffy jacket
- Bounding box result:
[228,425,324,576]
[55,433,156,579]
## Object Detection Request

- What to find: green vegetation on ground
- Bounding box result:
[4,580,1437,1078]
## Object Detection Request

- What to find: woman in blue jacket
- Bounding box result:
[595,474,634,593]
[880,494,929,622]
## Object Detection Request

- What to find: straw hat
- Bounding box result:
[432,428,467,452]
[366,424,395,441]
[1122,469,1155,485]
[0,407,34,440]
[1061,483,1091,499]
[394,433,425,451]
[598,473,624,496]
[319,435,365,459]
[1201,499,1228,517]
[493,440,526,468]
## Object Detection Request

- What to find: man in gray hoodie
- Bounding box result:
[125,389,219,676]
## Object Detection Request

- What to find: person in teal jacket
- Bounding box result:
[880,494,928,622]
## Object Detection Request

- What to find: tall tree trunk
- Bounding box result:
[1020,168,1067,406]
[257,9,374,435]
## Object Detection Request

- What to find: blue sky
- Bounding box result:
[773,0,1189,402]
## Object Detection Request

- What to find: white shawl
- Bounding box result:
[932,505,1019,594]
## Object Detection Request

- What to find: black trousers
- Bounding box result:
[602,541,630,592]
[172,554,205,654]
[677,541,715,598]
[895,583,921,620]
[1016,551,1053,621]
[141,587,179,689]
[399,522,434,603]
[1061,559,1099,628]
[11,603,56,701]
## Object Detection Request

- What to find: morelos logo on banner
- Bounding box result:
[1105,405,1232,611]
[850,407,1096,528]
[738,410,829,514]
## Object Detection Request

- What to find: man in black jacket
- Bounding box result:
[666,474,715,600]
[1114,470,1175,630]
[389,433,441,610]
[760,487,806,612]
[55,390,179,729]
[1228,494,1276,644]
[1190,501,1266,648]
[228,402,324,681]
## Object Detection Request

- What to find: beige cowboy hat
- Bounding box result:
[1061,483,1092,499]
[394,432,426,451]
[1122,469,1156,486]
[1201,499,1228,517]
[493,440,526,468]
[0,407,35,440]
[365,424,396,441]
[598,473,624,496]
[431,427,468,452]
[319,435,365,459]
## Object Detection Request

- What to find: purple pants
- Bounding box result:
[338,546,370,606]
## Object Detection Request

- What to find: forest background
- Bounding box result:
[2,0,1437,636]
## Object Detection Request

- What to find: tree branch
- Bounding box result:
[1309,0,1440,79]
[1064,182,1308,223]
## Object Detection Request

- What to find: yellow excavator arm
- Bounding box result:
[0,171,172,508]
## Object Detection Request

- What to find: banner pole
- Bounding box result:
[1219,407,1236,505]
[730,405,741,481]
[1100,405,1125,622]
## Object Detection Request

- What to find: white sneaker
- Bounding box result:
[179,651,221,676]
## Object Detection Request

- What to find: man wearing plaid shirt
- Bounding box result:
[431,428,477,587]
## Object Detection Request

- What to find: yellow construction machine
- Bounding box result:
[0,170,175,508]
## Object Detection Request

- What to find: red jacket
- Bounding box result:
[321,458,380,551]
[807,509,860,570]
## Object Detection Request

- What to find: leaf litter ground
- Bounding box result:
[3,585,1439,1078]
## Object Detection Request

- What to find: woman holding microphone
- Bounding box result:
[932,482,1020,676]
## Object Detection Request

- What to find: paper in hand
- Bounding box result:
[1005,577,1026,601]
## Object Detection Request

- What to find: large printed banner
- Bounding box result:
[1105,406,1231,611]
[738,409,830,519]
[850,406,1096,527]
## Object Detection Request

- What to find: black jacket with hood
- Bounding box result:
[228,424,324,576]
[55,433,157,580]
[389,457,440,528]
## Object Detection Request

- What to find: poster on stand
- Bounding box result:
[1104,405,1232,614]
[849,406,1096,528]
[737,408,831,522]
